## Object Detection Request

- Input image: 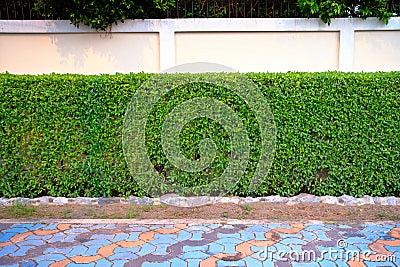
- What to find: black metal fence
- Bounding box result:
[1,0,399,20]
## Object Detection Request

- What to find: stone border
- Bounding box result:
[1,194,399,207]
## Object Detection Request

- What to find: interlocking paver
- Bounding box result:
[0,221,399,267]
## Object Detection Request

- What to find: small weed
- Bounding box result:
[5,203,36,218]
[141,204,154,212]
[222,212,229,218]
[62,209,73,219]
[127,205,141,219]
[243,204,253,212]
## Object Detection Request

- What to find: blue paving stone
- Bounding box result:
[186,258,202,267]
[177,230,192,241]
[292,262,320,267]
[150,237,178,245]
[10,245,34,256]
[37,261,56,267]
[153,233,178,240]
[108,252,138,260]
[207,242,224,255]
[385,245,400,253]
[66,245,88,257]
[0,264,18,267]
[238,230,255,241]
[280,233,302,239]
[358,231,380,241]
[152,243,172,255]
[18,239,46,246]
[42,223,58,230]
[18,224,45,230]
[64,228,90,234]
[93,258,112,267]
[150,225,163,230]
[111,233,130,242]
[365,261,397,266]
[346,237,373,244]
[272,243,292,254]
[62,233,79,243]
[109,260,128,267]
[254,232,269,241]
[20,260,36,267]
[104,224,116,229]
[338,225,352,229]
[66,262,95,267]
[222,243,239,254]
[216,237,243,246]
[89,224,107,230]
[251,245,275,254]
[189,231,205,241]
[217,233,241,239]
[136,242,156,256]
[3,227,29,234]
[221,225,235,229]
[35,253,67,262]
[267,224,284,229]
[186,225,211,232]
[0,232,16,242]
[169,258,188,267]
[26,234,53,240]
[142,262,171,267]
[90,234,115,240]
[82,244,104,256]
[128,225,151,231]
[245,225,270,233]
[242,256,263,267]
[82,239,111,247]
[47,232,67,243]
[113,246,140,254]
[280,237,307,245]
[217,259,245,267]
[302,231,317,242]
[362,225,392,232]
[316,259,338,267]
[312,230,331,241]
[127,232,141,241]
[44,247,73,254]
[182,245,208,253]
[179,251,210,260]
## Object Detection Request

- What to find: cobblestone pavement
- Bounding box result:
[0,220,399,266]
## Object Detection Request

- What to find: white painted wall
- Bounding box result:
[0,18,399,74]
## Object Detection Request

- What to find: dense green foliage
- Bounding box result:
[297,0,394,24]
[1,0,398,30]
[1,72,399,198]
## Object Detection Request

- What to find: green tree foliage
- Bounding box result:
[297,0,394,24]
[1,0,397,30]
[33,0,163,31]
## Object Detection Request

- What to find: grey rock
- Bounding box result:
[260,195,289,203]
[361,195,375,205]
[372,196,382,205]
[98,197,122,205]
[338,195,359,206]
[53,197,69,205]
[385,197,400,205]
[128,197,153,205]
[321,196,338,205]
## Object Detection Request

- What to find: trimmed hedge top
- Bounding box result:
[1,72,399,198]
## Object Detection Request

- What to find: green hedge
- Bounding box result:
[1,72,399,198]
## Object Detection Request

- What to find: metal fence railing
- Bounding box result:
[1,0,399,20]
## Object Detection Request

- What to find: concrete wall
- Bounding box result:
[0,18,399,74]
